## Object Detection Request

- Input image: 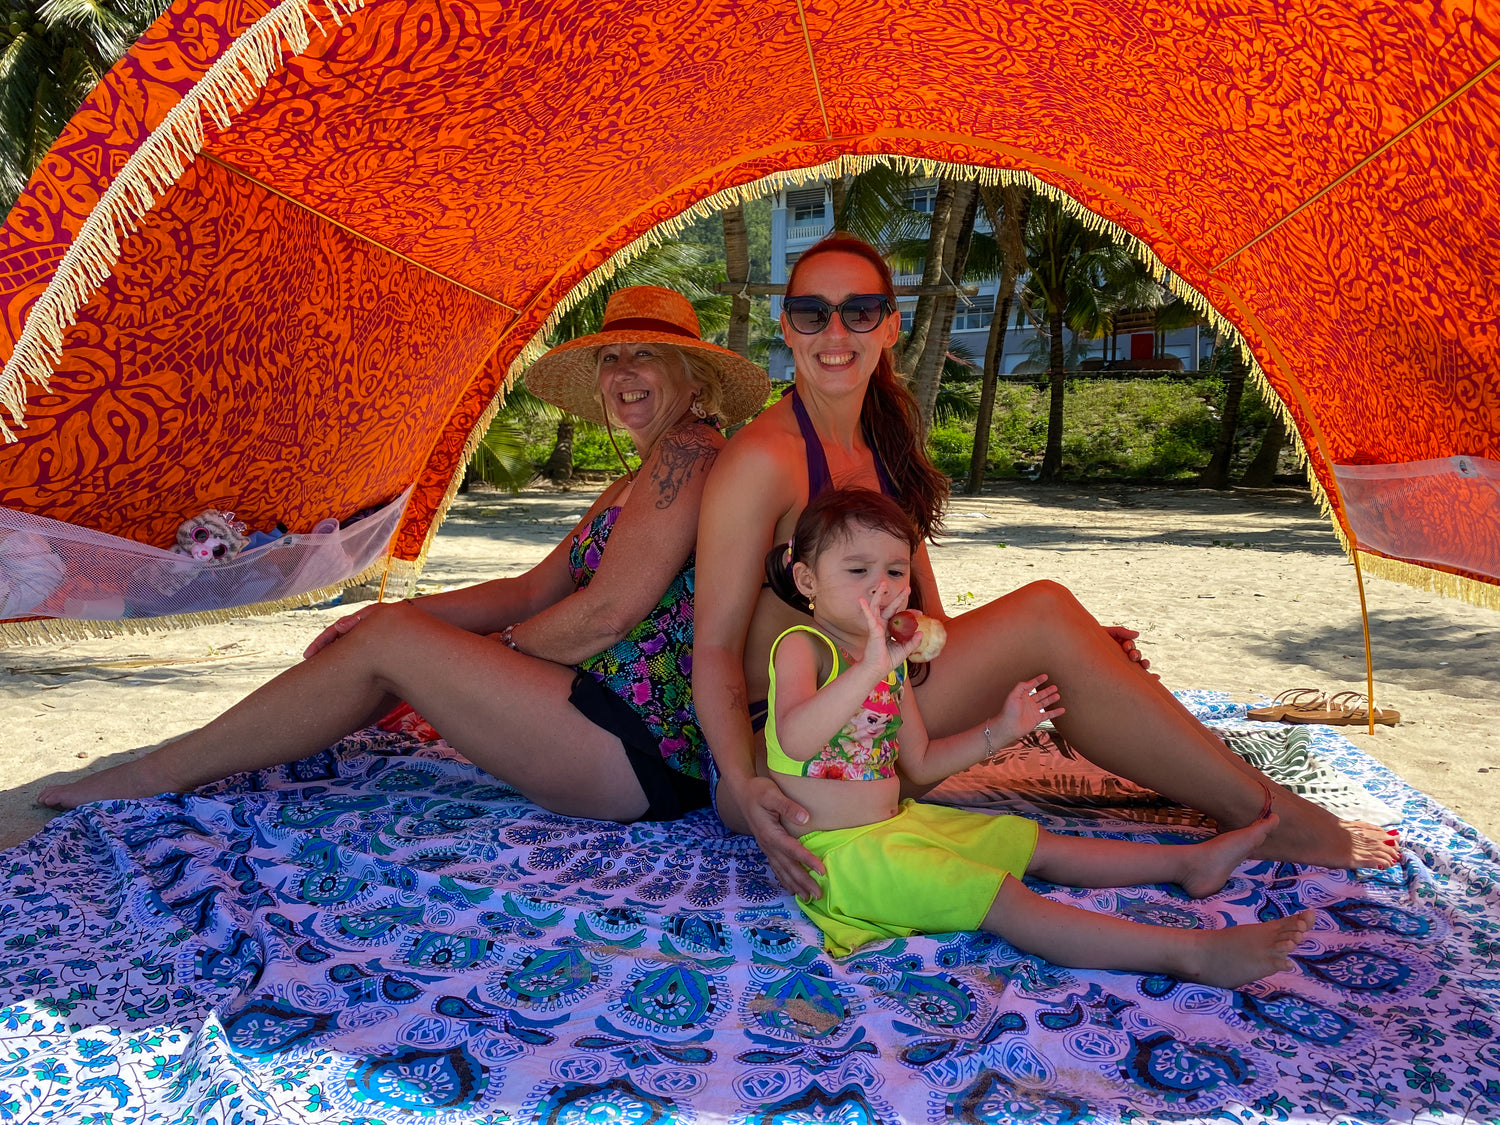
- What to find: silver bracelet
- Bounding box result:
[499,623,521,652]
[982,724,998,762]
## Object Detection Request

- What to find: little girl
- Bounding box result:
[764,488,1314,989]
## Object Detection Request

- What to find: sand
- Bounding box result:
[2,481,1496,849]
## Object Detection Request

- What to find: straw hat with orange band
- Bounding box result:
[524,286,770,427]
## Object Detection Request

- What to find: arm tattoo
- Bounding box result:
[650,426,722,509]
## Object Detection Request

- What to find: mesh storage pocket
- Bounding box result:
[0,488,409,622]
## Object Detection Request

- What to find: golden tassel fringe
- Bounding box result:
[396,377,515,578]
[0,0,367,442]
[501,152,1321,521]
[0,562,386,648]
[1354,551,1500,611]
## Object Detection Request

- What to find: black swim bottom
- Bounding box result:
[568,671,711,822]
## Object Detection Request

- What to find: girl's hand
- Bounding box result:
[991,674,1065,744]
[858,583,920,672]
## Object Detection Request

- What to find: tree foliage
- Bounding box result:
[1,0,169,213]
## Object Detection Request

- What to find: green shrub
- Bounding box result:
[935,377,1224,481]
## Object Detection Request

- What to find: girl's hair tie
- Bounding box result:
[764,536,809,612]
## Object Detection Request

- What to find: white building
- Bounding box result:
[766,179,1207,382]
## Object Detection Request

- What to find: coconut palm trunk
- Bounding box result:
[544,419,575,483]
[1040,296,1068,479]
[1240,412,1288,487]
[912,183,977,428]
[722,202,752,359]
[967,184,1030,494]
[899,178,960,373]
[1199,352,1249,488]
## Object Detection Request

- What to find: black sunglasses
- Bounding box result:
[783,293,894,334]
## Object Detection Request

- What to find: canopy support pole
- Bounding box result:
[376,552,394,603]
[1352,549,1376,736]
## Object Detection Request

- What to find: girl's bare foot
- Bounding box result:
[1178,909,1315,989]
[1237,790,1400,870]
[1180,813,1279,898]
[37,753,182,811]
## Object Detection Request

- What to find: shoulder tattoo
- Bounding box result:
[650,425,722,509]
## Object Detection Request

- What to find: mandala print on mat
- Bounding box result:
[0,693,1494,1123]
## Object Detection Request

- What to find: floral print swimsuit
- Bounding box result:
[570,505,706,779]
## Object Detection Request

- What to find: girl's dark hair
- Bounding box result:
[764,488,923,615]
[786,232,949,541]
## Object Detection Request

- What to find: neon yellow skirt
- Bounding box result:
[797,799,1039,957]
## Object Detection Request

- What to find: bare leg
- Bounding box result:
[982,878,1315,989]
[38,602,650,821]
[916,581,1398,870]
[1028,814,1277,899]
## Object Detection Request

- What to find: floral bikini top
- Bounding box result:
[764,624,907,781]
[569,504,705,780]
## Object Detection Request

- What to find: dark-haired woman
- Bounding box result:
[693,233,1398,899]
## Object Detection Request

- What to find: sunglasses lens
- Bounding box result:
[784,297,831,334]
[841,296,887,331]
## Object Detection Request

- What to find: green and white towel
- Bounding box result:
[1221,725,1403,826]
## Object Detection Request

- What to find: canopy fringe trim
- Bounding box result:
[1355,551,1500,612]
[400,386,514,579]
[0,564,382,647]
[0,0,366,442]
[506,153,1182,381]
[503,152,1324,521]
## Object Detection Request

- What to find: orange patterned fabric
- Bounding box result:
[1,0,1498,592]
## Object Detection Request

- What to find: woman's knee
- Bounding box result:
[336,600,436,684]
[1008,578,1086,617]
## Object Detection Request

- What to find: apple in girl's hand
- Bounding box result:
[890,611,947,662]
[889,610,920,644]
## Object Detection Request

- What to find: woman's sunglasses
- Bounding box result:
[783,294,894,335]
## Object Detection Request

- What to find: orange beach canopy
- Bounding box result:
[0,0,1497,635]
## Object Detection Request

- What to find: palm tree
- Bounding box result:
[723,202,752,358]
[967,182,1030,494]
[1016,197,1139,479]
[1,0,169,214]
[1196,339,1249,489]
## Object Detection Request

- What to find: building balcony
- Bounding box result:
[786,217,831,242]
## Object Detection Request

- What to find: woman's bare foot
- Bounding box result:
[1177,909,1315,989]
[37,752,182,811]
[1233,790,1400,870]
[1179,813,1279,898]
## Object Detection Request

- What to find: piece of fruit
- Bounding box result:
[889,609,920,644]
[908,614,947,662]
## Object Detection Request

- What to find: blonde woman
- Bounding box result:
[43,287,769,824]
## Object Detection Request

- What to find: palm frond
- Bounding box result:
[933,377,981,424]
[834,164,917,245]
[548,240,717,344]
[467,416,536,493]
[497,382,562,423]
[1153,294,1206,332]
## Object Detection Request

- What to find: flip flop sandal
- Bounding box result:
[1247,688,1328,722]
[1322,691,1402,727]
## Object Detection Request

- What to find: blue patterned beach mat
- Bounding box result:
[2,692,1496,1124]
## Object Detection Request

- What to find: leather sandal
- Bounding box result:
[1247,688,1327,722]
[1322,691,1401,727]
